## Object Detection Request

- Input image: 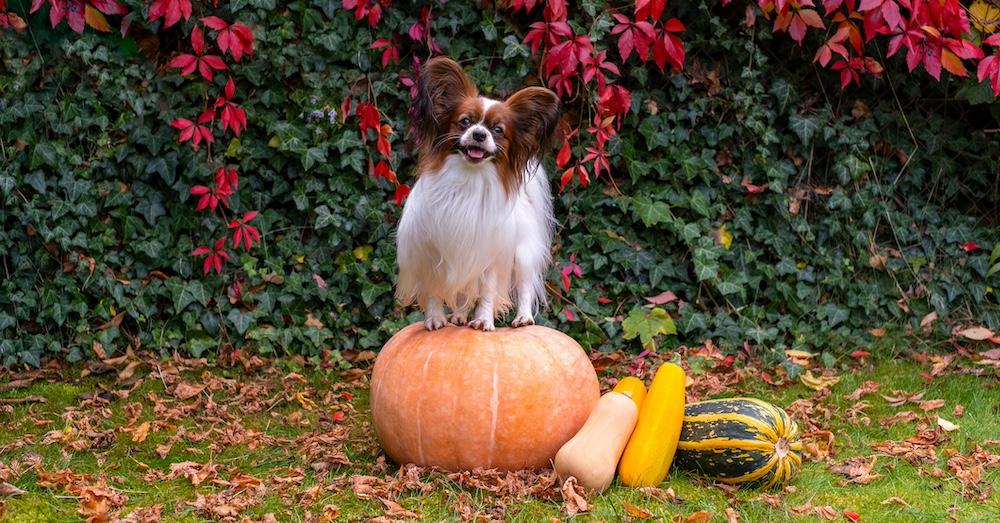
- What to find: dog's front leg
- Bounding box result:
[423,297,448,331]
[468,270,497,332]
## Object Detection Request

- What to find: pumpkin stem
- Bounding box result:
[774,437,790,459]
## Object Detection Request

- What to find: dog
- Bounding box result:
[395,57,561,331]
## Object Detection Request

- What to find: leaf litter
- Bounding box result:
[0,339,998,520]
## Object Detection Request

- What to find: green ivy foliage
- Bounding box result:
[1,1,998,366]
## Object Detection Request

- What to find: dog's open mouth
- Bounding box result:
[458,145,492,163]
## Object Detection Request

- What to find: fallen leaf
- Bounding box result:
[845,380,880,401]
[881,496,911,507]
[755,492,782,508]
[677,511,714,523]
[0,482,24,497]
[118,360,141,381]
[956,326,994,340]
[725,507,739,523]
[918,399,946,412]
[829,456,881,485]
[801,370,841,391]
[644,290,678,305]
[814,505,839,520]
[560,477,589,517]
[868,327,886,337]
[953,404,965,418]
[920,312,938,333]
[623,502,653,519]
[172,382,205,400]
[305,313,325,329]
[843,510,860,522]
[131,422,151,443]
[879,411,919,427]
[881,390,924,407]
[937,416,960,432]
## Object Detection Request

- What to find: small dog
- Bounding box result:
[396,57,561,331]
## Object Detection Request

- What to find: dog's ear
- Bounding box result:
[504,86,561,171]
[413,57,478,153]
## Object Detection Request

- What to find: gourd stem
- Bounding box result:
[774,437,789,459]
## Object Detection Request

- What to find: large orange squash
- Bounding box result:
[370,323,600,471]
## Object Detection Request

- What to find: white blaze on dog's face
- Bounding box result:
[452,98,505,166]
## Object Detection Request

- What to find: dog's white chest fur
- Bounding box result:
[395,156,553,327]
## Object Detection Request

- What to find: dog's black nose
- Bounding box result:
[472,130,486,142]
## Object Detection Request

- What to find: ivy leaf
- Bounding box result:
[789,113,820,145]
[227,308,253,335]
[632,195,670,226]
[622,306,677,351]
[169,280,209,314]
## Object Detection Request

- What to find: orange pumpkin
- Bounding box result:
[370,323,600,471]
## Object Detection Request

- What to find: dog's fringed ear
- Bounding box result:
[505,86,562,173]
[412,57,478,153]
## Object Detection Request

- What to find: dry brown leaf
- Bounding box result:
[115,504,164,523]
[304,313,325,330]
[117,361,141,381]
[789,502,813,516]
[131,422,151,444]
[845,380,880,401]
[622,502,653,519]
[725,507,739,523]
[879,410,919,427]
[956,326,994,340]
[800,371,841,391]
[754,493,782,508]
[868,327,886,337]
[172,382,205,400]
[560,477,589,517]
[676,511,713,523]
[0,482,24,498]
[920,311,938,333]
[829,456,881,485]
[814,505,838,520]
[918,399,946,412]
[638,486,679,503]
[881,496,911,507]
[881,390,924,407]
[953,404,965,417]
[168,461,218,487]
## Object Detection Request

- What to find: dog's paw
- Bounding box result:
[511,315,535,328]
[448,313,468,326]
[424,315,448,331]
[468,318,495,332]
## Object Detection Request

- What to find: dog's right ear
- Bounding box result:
[413,57,478,153]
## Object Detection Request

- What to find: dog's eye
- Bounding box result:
[458,117,472,128]
[491,125,504,135]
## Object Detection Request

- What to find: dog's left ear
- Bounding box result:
[505,87,562,170]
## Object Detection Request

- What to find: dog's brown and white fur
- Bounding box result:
[395,57,561,331]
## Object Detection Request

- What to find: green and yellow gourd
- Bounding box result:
[673,397,803,488]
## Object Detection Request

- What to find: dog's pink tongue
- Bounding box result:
[467,148,485,159]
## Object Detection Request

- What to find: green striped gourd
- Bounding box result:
[673,397,803,488]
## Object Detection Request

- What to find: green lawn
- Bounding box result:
[1,349,998,522]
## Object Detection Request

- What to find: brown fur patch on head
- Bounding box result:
[501,87,561,183]
[413,57,478,160]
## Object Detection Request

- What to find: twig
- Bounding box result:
[0,378,35,392]
[0,396,46,405]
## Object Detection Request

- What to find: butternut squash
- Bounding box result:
[613,376,647,410]
[617,362,686,487]
[553,391,639,493]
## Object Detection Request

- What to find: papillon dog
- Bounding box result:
[395,57,561,332]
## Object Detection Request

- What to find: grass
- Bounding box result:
[1,352,998,522]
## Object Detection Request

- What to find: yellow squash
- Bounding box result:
[612,376,647,410]
[617,362,686,487]
[553,391,639,493]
